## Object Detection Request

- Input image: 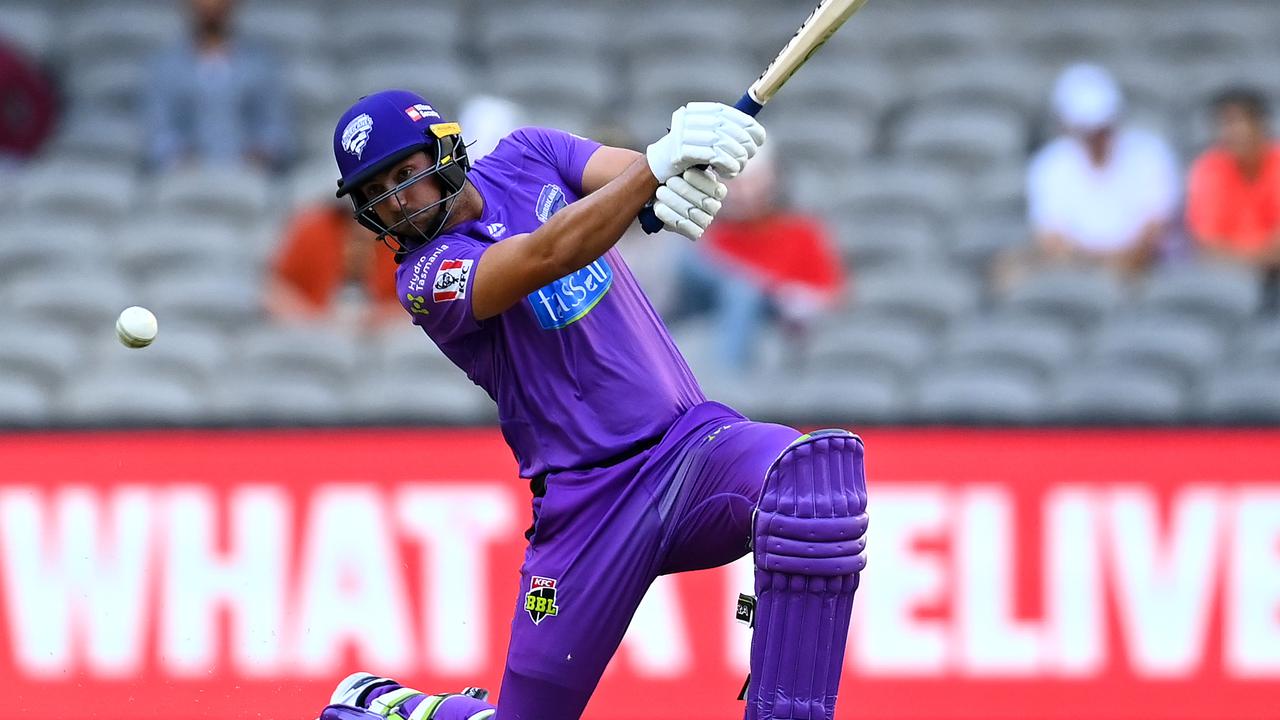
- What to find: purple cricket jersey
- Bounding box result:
[395,127,706,477]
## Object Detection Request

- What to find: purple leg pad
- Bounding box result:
[747,430,868,720]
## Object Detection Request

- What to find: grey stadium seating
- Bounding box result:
[806,315,939,380]
[913,365,1049,424]
[1139,262,1262,327]
[345,370,497,425]
[851,266,982,331]
[57,370,207,425]
[209,371,348,424]
[1199,366,1280,423]
[1053,365,1188,424]
[941,316,1079,381]
[0,4,54,58]
[0,378,53,426]
[232,325,369,387]
[1087,312,1228,383]
[1001,268,1129,329]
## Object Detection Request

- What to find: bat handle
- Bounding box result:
[639,92,765,234]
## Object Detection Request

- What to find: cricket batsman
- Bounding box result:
[316,88,869,720]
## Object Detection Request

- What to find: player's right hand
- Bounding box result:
[654,167,728,240]
[645,102,766,182]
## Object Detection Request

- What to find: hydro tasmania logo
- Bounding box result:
[526,259,612,330]
[524,576,560,625]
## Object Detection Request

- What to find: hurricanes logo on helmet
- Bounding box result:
[341,113,374,159]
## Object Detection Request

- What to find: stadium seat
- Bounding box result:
[479,3,610,58]
[903,58,1049,118]
[762,59,900,119]
[1198,366,1280,423]
[288,58,350,121]
[832,211,941,269]
[150,167,272,227]
[948,211,1029,272]
[942,316,1079,381]
[912,365,1048,424]
[617,4,747,58]
[64,4,182,66]
[111,217,250,278]
[1001,267,1129,329]
[333,2,463,63]
[345,369,496,425]
[1053,365,1188,423]
[349,58,471,115]
[0,320,84,387]
[17,163,136,226]
[0,377,52,426]
[376,324,459,376]
[209,371,346,425]
[4,270,134,333]
[233,324,368,386]
[238,4,328,61]
[893,105,1029,170]
[1240,321,1280,367]
[43,112,145,166]
[1087,312,1227,383]
[1138,262,1261,326]
[760,109,879,172]
[58,371,207,425]
[0,4,54,59]
[142,270,263,331]
[487,60,615,118]
[827,160,965,224]
[0,219,108,281]
[96,325,231,385]
[851,266,982,331]
[1014,9,1136,69]
[771,370,907,426]
[807,314,939,379]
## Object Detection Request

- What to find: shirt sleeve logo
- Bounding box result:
[432,258,473,302]
[535,184,568,223]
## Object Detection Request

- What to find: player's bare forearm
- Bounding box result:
[537,158,658,273]
[470,158,658,320]
[581,146,644,195]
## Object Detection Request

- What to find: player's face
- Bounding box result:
[361,151,445,236]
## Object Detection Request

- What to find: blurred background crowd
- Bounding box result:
[2,0,1279,427]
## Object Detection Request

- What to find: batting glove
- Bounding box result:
[646,102,767,182]
[653,168,729,240]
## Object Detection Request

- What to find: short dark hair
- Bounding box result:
[1211,87,1270,123]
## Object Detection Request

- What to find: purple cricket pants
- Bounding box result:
[497,400,800,719]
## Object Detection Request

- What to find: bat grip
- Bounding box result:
[639,92,765,234]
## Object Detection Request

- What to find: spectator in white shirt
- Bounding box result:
[998,63,1179,287]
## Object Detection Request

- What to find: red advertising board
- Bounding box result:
[1,429,1278,720]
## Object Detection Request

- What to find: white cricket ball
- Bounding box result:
[116,306,158,349]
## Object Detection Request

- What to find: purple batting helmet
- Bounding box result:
[333,89,471,256]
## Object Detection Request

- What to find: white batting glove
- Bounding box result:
[646,102,767,182]
[653,168,728,240]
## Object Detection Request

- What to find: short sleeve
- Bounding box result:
[507,126,602,196]
[396,239,487,344]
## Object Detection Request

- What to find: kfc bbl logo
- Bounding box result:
[524,576,560,625]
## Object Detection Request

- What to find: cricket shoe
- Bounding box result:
[325,672,493,720]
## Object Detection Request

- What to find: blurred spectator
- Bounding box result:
[670,145,846,371]
[142,0,292,172]
[265,202,400,329]
[1187,87,1280,297]
[458,95,527,161]
[999,63,1179,287]
[0,39,57,170]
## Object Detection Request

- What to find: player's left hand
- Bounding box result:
[653,167,728,241]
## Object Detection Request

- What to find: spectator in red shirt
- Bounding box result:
[265,200,401,329]
[1188,88,1280,269]
[672,144,846,370]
